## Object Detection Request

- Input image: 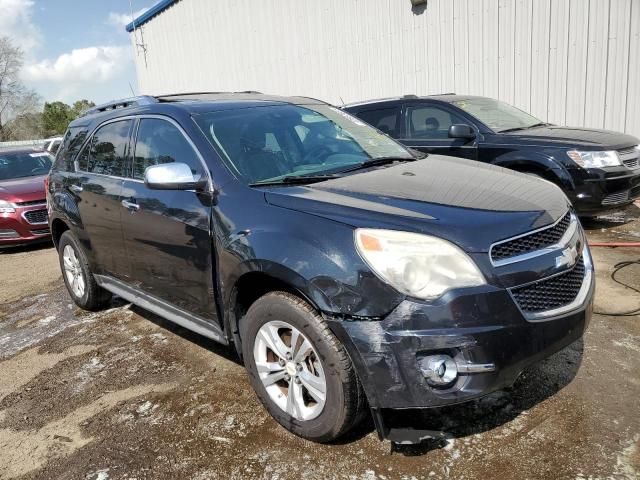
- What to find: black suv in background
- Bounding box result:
[48,93,593,443]
[344,95,640,216]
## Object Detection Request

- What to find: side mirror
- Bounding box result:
[144,162,207,191]
[448,124,476,140]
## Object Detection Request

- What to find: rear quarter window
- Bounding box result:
[54,126,89,171]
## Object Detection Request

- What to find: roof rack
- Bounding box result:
[81,96,158,117]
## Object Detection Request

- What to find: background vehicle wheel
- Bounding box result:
[58,231,111,311]
[241,291,366,442]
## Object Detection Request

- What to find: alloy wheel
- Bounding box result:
[253,320,327,421]
[63,244,85,298]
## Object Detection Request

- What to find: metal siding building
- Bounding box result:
[128,0,640,137]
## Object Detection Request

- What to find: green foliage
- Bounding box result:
[41,99,96,136]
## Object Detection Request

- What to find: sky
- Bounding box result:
[1,0,153,106]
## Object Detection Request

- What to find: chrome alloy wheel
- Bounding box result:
[253,320,327,421]
[63,244,85,298]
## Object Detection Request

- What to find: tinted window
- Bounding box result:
[407,105,466,140]
[132,119,202,181]
[55,127,88,171]
[81,120,132,176]
[357,108,401,137]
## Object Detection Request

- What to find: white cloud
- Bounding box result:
[23,46,131,83]
[108,8,149,28]
[22,46,134,103]
[0,0,41,52]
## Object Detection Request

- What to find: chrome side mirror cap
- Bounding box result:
[144,162,207,191]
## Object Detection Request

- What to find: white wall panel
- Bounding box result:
[130,0,640,138]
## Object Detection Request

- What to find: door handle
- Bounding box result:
[121,199,140,211]
[69,184,83,193]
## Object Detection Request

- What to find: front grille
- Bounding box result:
[16,199,46,206]
[24,209,48,224]
[602,190,630,205]
[511,257,585,313]
[618,146,639,169]
[631,184,640,199]
[491,212,572,262]
[31,228,50,235]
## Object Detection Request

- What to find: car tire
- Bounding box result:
[58,231,111,311]
[241,291,366,442]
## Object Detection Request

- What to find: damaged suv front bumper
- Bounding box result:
[325,260,594,439]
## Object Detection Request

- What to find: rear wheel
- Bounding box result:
[241,291,365,442]
[58,231,111,311]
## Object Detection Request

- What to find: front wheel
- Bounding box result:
[241,292,365,442]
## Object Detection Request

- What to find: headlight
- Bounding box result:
[0,200,16,213]
[355,229,486,300]
[567,150,621,168]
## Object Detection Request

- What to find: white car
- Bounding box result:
[42,137,63,154]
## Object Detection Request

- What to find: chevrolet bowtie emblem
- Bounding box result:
[556,245,579,269]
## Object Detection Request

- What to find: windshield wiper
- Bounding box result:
[336,156,417,174]
[249,174,338,187]
[500,122,549,133]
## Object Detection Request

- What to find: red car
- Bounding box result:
[0,148,53,246]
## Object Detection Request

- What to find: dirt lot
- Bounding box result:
[1,208,639,480]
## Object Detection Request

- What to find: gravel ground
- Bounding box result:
[0,207,639,480]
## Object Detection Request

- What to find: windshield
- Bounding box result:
[194,104,413,184]
[452,98,544,132]
[0,152,52,181]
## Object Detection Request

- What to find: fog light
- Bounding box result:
[419,355,458,386]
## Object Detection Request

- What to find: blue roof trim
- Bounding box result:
[125,0,179,32]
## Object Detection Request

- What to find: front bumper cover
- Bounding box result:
[326,279,593,411]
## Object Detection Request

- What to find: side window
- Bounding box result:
[81,120,132,176]
[55,126,88,171]
[132,118,203,181]
[356,108,401,137]
[406,105,466,140]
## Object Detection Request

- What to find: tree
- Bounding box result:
[71,99,95,118]
[0,36,41,141]
[42,101,73,136]
[5,112,45,140]
[41,99,96,136]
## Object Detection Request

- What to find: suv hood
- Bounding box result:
[265,156,570,253]
[500,125,639,150]
[0,175,47,203]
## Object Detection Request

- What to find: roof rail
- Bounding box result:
[402,94,419,99]
[81,96,158,117]
[157,91,263,99]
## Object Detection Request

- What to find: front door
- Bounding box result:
[120,117,217,321]
[400,103,478,160]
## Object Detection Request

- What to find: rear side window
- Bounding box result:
[55,127,88,171]
[406,105,466,140]
[132,118,202,181]
[356,108,401,137]
[78,120,132,176]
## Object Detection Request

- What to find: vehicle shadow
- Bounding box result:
[126,303,243,366]
[125,296,584,452]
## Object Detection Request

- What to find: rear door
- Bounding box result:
[71,119,132,278]
[353,106,403,138]
[400,102,478,160]
[120,116,217,321]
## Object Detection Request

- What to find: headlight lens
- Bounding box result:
[567,149,621,168]
[0,200,16,213]
[355,229,486,300]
